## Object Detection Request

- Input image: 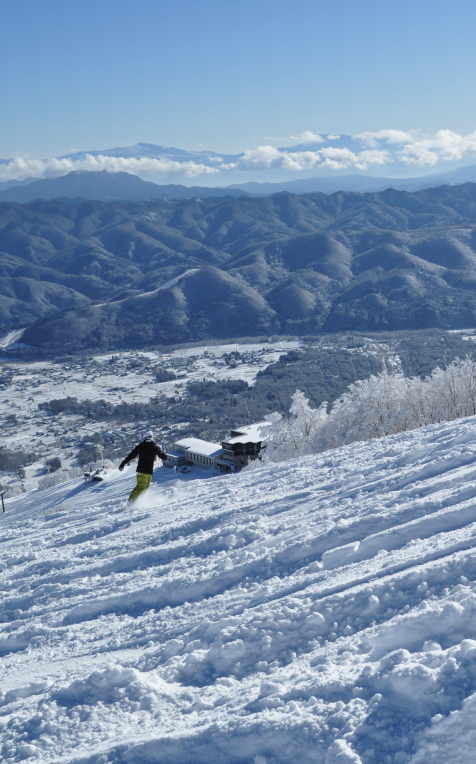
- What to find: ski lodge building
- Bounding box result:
[165,438,222,469]
[221,422,270,469]
[165,421,270,472]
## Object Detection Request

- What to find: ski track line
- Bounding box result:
[5,418,476,762]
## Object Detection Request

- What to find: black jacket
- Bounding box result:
[120,438,167,475]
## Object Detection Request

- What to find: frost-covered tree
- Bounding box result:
[262,391,328,463]
[430,356,476,421]
[260,356,476,465]
[314,371,409,452]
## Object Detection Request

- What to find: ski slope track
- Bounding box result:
[4,419,476,762]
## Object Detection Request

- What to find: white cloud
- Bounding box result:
[354,129,416,147]
[356,149,390,166]
[229,145,328,172]
[282,150,326,170]
[317,147,357,169]
[396,130,476,166]
[0,154,220,181]
[227,144,391,173]
[232,145,284,170]
[289,131,325,144]
[4,129,476,182]
[349,129,476,167]
[327,134,341,140]
[399,144,439,166]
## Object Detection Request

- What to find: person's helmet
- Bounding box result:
[143,430,154,440]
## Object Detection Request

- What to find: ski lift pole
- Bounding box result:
[1,490,6,514]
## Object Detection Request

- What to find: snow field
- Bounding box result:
[0,340,301,494]
[4,419,476,761]
[4,340,301,415]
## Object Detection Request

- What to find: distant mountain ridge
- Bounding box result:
[228,163,476,196]
[3,137,476,195]
[58,141,243,163]
[0,171,250,204]
[51,138,476,181]
[3,164,476,206]
[3,183,476,353]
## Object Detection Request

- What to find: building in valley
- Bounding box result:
[165,422,270,472]
[221,421,270,470]
[167,437,222,469]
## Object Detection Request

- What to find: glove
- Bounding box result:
[119,462,125,471]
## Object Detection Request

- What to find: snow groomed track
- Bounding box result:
[4,419,476,762]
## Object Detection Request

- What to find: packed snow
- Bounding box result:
[3,415,476,762]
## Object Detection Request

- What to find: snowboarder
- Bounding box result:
[119,431,167,503]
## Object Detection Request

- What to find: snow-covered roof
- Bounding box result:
[165,450,186,459]
[226,421,272,445]
[173,437,222,458]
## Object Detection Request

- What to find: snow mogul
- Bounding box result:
[119,430,167,503]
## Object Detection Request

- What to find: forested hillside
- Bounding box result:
[32,329,475,452]
[3,184,476,351]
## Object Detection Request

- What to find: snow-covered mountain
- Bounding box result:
[4,416,476,762]
[4,132,476,188]
[9,186,476,350]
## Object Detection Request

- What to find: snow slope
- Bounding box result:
[4,418,476,762]
[0,329,25,349]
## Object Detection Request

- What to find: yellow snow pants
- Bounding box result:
[128,472,152,503]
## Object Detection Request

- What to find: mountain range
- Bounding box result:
[0,171,250,204]
[4,183,476,353]
[2,164,476,206]
[229,163,476,196]
[3,137,476,194]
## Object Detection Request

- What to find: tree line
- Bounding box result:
[262,356,476,463]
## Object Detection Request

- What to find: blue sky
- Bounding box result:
[2,0,476,182]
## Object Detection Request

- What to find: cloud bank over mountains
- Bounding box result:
[358,129,476,166]
[0,154,222,182]
[2,129,476,184]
